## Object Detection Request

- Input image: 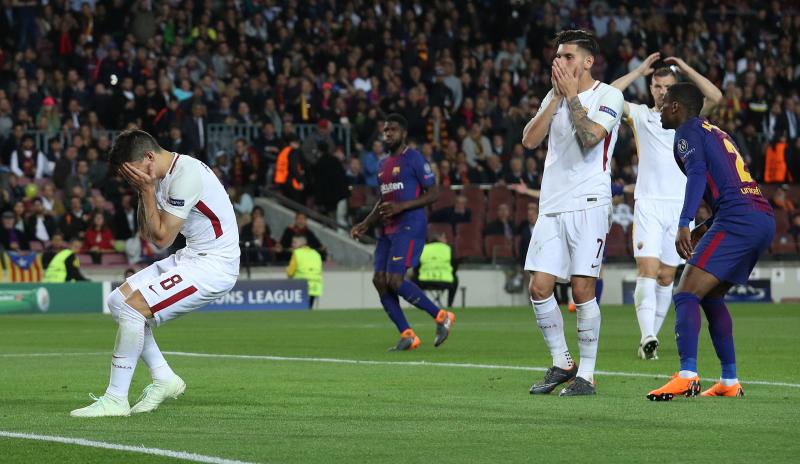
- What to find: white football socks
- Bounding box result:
[634,277,657,343]
[720,378,739,386]
[532,295,573,370]
[575,298,601,382]
[653,282,674,337]
[142,324,176,383]
[106,302,146,400]
[679,370,698,379]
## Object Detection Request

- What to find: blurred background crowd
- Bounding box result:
[0,0,798,267]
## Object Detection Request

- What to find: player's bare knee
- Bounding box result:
[529,279,553,301]
[125,290,154,319]
[571,278,595,304]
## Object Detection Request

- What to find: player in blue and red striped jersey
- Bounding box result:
[351,114,455,351]
[647,83,775,401]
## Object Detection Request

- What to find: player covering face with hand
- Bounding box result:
[70,129,240,417]
[521,30,624,396]
[647,83,774,401]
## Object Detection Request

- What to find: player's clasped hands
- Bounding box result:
[551,60,579,97]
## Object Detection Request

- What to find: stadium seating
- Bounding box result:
[605,223,628,258]
[484,235,515,262]
[431,187,456,211]
[428,222,455,244]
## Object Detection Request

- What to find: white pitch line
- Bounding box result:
[163,351,800,389]
[0,431,258,464]
[0,352,106,358]
[4,351,799,389]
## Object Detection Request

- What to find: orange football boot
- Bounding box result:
[647,373,701,401]
[701,381,744,397]
[434,310,456,347]
[389,329,421,351]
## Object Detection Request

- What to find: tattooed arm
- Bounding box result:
[137,195,151,241]
[566,96,609,149]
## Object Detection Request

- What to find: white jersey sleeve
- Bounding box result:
[588,88,624,133]
[537,82,623,214]
[161,161,203,219]
[626,103,686,201]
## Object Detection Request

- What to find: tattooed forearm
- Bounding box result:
[567,96,603,148]
[137,196,150,240]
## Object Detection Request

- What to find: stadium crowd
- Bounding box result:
[0,0,798,266]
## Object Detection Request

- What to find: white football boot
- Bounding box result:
[70,394,130,417]
[130,375,186,414]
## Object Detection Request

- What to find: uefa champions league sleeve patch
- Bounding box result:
[168,197,185,207]
[599,105,618,118]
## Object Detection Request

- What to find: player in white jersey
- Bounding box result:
[611,53,722,360]
[521,30,624,396]
[71,129,240,417]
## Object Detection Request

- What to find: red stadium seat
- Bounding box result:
[101,253,129,266]
[514,195,533,225]
[461,186,487,218]
[454,225,484,260]
[431,187,456,211]
[488,185,514,210]
[484,235,514,261]
[347,185,368,210]
[770,234,798,256]
[774,211,790,234]
[605,223,628,258]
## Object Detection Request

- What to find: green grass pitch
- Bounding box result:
[1,304,799,463]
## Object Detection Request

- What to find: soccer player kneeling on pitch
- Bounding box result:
[521,30,624,396]
[71,129,240,417]
[647,83,774,401]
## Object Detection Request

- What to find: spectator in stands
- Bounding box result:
[112,192,137,241]
[361,141,382,188]
[302,119,336,169]
[10,134,48,180]
[229,185,254,222]
[772,185,796,213]
[274,134,306,204]
[517,202,539,265]
[241,216,278,266]
[254,121,282,166]
[53,146,79,190]
[163,126,189,155]
[5,174,26,204]
[346,157,367,186]
[181,103,208,162]
[83,211,115,261]
[65,159,92,194]
[61,196,88,240]
[280,212,326,261]
[504,157,525,185]
[611,193,634,232]
[430,194,472,227]
[462,121,491,167]
[0,210,29,251]
[86,147,108,189]
[24,198,57,246]
[40,182,66,218]
[313,143,350,227]
[484,204,514,239]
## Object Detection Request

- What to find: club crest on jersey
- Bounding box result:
[599,105,617,118]
[677,138,689,153]
[168,197,185,207]
[392,166,400,176]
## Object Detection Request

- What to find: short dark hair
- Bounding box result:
[554,30,599,56]
[108,129,161,174]
[385,113,408,129]
[653,66,678,81]
[666,82,704,116]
